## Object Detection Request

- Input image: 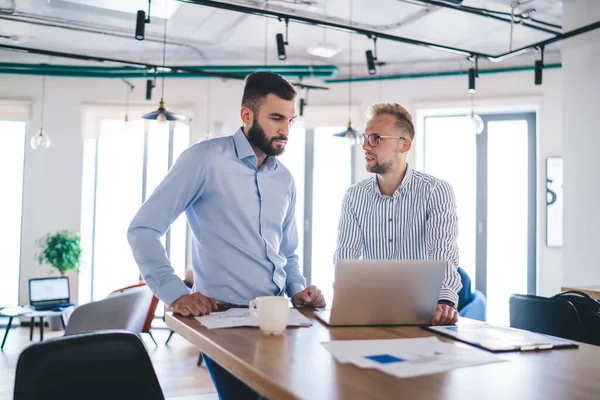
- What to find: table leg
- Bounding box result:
[30,318,34,341]
[39,317,44,341]
[1,317,14,350]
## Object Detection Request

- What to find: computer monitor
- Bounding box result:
[29,277,70,307]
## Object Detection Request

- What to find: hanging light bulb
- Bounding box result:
[30,128,51,150]
[157,107,168,124]
[465,111,484,134]
[31,76,51,150]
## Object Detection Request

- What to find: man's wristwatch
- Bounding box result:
[437,299,457,309]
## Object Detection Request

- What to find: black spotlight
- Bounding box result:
[366,50,376,75]
[276,33,287,61]
[534,60,543,85]
[535,46,544,85]
[136,10,146,41]
[146,79,154,100]
[468,68,476,93]
[299,98,306,116]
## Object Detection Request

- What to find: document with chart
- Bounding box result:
[322,337,506,378]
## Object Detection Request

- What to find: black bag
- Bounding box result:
[553,290,600,346]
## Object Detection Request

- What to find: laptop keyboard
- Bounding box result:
[30,303,74,311]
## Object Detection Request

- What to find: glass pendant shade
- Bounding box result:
[466,111,484,134]
[30,128,51,150]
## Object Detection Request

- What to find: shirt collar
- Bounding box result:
[371,164,414,197]
[232,128,279,171]
[233,128,255,161]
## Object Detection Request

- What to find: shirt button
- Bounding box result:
[388,239,393,243]
[388,218,393,222]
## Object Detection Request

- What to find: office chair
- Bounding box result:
[459,290,486,321]
[13,330,164,400]
[509,294,591,344]
[65,285,154,337]
[457,267,486,321]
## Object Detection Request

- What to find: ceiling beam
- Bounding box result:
[0,43,244,80]
[412,0,562,35]
[178,0,494,59]
[178,1,600,65]
[489,20,600,62]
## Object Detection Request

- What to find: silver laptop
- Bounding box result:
[315,259,447,326]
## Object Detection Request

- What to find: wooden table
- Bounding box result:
[561,286,600,299]
[166,309,600,400]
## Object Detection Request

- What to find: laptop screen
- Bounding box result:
[29,277,70,304]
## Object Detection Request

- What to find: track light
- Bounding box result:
[146,79,155,100]
[276,19,289,61]
[535,45,544,85]
[135,1,151,41]
[468,68,476,93]
[276,33,287,60]
[299,98,306,116]
[366,37,379,75]
[366,50,376,75]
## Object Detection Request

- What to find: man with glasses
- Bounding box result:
[333,103,461,325]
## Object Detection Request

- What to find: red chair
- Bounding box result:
[110,282,160,346]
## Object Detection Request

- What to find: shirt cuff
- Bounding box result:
[437,299,457,309]
[156,276,191,307]
[438,288,459,309]
[287,282,305,302]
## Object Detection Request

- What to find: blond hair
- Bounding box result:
[366,103,415,139]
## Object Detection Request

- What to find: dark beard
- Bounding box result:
[369,161,390,175]
[247,120,286,157]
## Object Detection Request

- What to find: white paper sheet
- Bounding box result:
[196,308,311,329]
[322,337,506,378]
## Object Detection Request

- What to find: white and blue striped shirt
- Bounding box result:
[334,166,462,306]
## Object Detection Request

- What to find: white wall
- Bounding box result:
[562,0,600,287]
[0,65,564,305]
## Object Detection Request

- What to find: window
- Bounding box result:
[309,126,352,305]
[80,114,191,303]
[421,112,536,325]
[277,125,306,274]
[0,120,27,307]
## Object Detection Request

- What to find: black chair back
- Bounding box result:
[509,294,590,344]
[14,330,164,400]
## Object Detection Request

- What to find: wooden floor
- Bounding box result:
[0,324,216,400]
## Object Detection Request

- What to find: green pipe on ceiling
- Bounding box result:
[0,63,339,79]
[324,63,562,83]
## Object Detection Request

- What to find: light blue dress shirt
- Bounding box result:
[127,128,306,306]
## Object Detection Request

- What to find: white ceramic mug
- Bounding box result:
[249,296,290,335]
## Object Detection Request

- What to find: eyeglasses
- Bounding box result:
[359,133,408,147]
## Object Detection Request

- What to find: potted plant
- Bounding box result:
[36,230,82,276]
[35,230,82,331]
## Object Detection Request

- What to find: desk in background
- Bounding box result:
[166,309,600,400]
[1,307,71,350]
[562,286,600,299]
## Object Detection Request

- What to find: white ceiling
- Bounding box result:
[0,0,567,77]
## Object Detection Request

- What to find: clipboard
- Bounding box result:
[423,323,579,353]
